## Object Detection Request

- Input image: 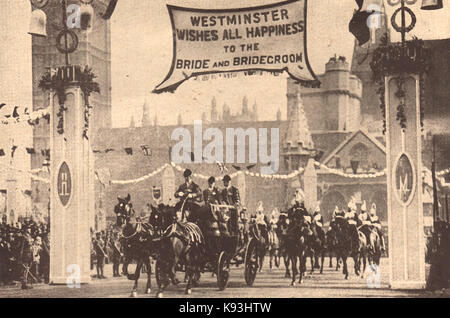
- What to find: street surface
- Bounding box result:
[0,258,446,298]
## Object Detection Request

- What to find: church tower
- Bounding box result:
[252,102,258,122]
[351,0,390,123]
[283,79,315,172]
[142,99,151,127]
[210,97,218,123]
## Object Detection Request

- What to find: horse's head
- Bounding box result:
[277,212,289,234]
[149,204,176,232]
[114,194,133,227]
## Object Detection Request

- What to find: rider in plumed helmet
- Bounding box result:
[289,188,310,223]
[369,203,385,251]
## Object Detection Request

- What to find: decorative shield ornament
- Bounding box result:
[152,187,162,201]
[57,162,72,207]
[393,154,415,205]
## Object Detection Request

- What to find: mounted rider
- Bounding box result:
[345,198,360,245]
[369,203,385,251]
[288,188,310,225]
[312,203,325,242]
[358,200,372,246]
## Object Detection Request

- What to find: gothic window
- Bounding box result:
[349,143,369,169]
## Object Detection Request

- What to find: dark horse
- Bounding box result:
[114,194,156,297]
[333,216,362,279]
[326,226,341,271]
[307,221,327,275]
[151,200,207,298]
[284,209,313,286]
[277,212,291,278]
[249,220,269,272]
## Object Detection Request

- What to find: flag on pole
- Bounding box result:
[349,0,379,46]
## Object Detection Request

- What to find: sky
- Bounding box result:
[110,0,450,128]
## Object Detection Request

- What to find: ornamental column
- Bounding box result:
[48,65,92,285]
[385,74,425,289]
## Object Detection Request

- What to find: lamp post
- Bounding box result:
[371,0,443,289]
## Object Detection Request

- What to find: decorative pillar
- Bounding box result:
[162,166,176,205]
[303,158,318,212]
[49,66,91,285]
[385,74,425,289]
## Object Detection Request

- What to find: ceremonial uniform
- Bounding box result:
[94,235,107,279]
[369,203,385,251]
[109,235,122,277]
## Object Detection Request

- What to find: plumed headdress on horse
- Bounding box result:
[370,203,377,216]
[334,206,340,213]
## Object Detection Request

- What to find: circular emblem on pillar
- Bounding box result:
[57,162,72,207]
[393,154,415,206]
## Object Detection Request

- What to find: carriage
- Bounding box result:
[208,204,259,290]
[153,203,260,291]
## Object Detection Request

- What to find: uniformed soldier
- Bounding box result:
[289,189,310,224]
[345,199,360,244]
[110,232,122,277]
[312,203,324,227]
[312,203,325,242]
[94,232,107,279]
[358,201,372,245]
[369,203,385,251]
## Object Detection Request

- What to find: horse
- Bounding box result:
[248,220,269,272]
[283,209,313,286]
[333,216,362,279]
[307,221,327,275]
[277,212,291,278]
[268,222,280,269]
[114,194,156,297]
[326,225,341,271]
[359,224,382,268]
[152,201,207,298]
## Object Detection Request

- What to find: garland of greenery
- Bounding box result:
[38,66,99,137]
[370,36,431,133]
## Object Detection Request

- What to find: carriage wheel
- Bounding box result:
[217,251,230,291]
[244,238,258,286]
